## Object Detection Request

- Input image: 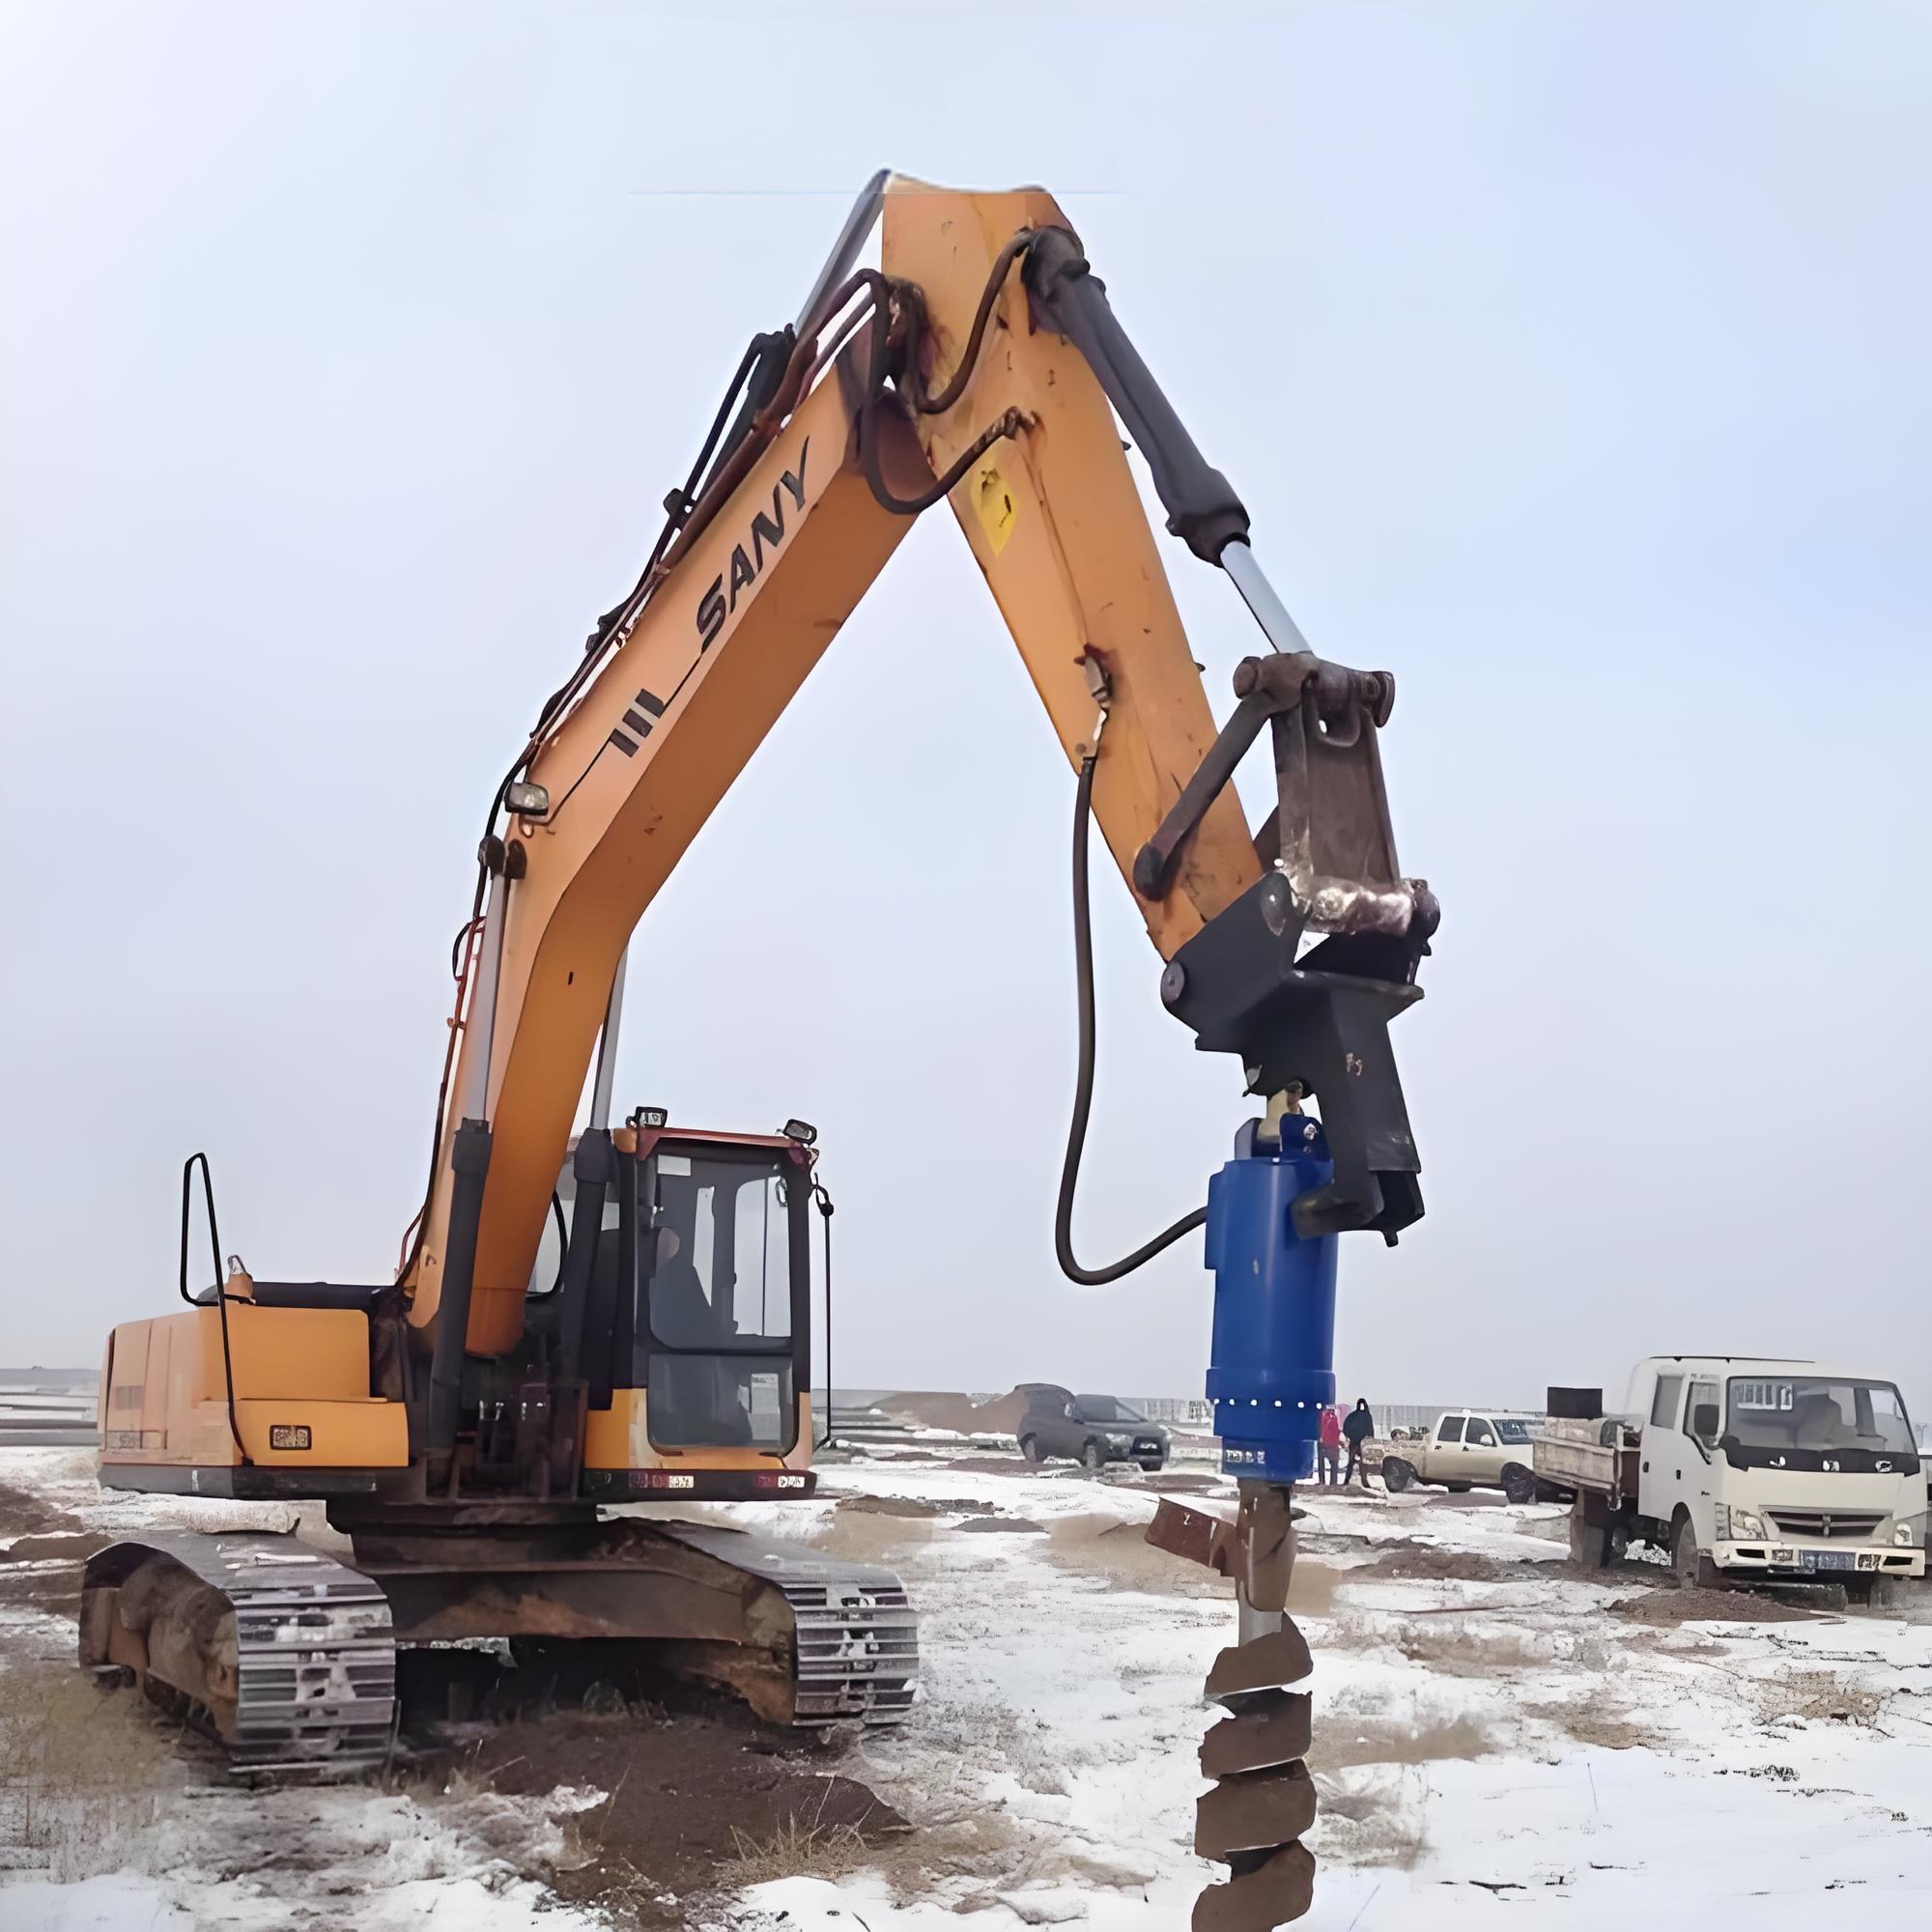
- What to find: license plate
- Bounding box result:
[1800,1549,1854,1573]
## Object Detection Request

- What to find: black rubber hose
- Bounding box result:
[1055,752,1208,1285]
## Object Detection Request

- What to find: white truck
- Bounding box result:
[1535,1357,1926,1601]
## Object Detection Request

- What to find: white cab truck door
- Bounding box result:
[1635,1372,1685,1521]
[1463,1416,1505,1484]
[1640,1374,1721,1545]
[1423,1414,1465,1482]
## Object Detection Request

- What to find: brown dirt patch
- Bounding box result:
[0,1479,82,1542]
[457,1707,906,1925]
[835,1493,958,1520]
[953,1516,1045,1535]
[1139,1472,1223,1495]
[1361,1542,1515,1583]
[1313,1711,1492,1770]
[0,1531,110,1566]
[1609,1586,1819,1628]
[1523,1698,1651,1750]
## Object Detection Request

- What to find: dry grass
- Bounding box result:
[1381,1619,1610,1677]
[715,1779,881,1887]
[0,1656,179,1880]
[1304,1707,1492,1872]
[719,1813,872,1886]
[1754,1669,1890,1728]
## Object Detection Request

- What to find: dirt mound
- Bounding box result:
[1610,1585,1817,1627]
[452,1705,905,1925]
[873,1390,1029,1436]
[955,1516,1045,1534]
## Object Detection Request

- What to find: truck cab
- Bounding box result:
[1631,1356,1923,1593]
[1544,1357,1926,1597]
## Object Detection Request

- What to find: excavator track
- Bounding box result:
[81,1520,917,1776]
[80,1531,397,1776]
[651,1523,919,1723]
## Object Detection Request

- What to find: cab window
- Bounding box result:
[1649,1375,1684,1429]
[1465,1417,1496,1448]
[1685,1378,1720,1453]
[1436,1415,1465,1443]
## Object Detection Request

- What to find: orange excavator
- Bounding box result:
[82,174,1435,1929]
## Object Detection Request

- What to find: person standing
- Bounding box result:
[1342,1397,1376,1488]
[1317,1403,1343,1486]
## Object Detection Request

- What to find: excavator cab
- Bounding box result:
[544,1119,823,1496]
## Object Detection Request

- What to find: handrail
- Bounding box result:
[179,1151,250,1464]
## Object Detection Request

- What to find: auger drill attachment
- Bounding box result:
[1031,214,1433,1932]
[1173,656,1431,1929]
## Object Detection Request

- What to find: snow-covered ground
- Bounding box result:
[4,1443,1930,1928]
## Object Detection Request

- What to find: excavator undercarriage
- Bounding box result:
[80,1511,917,1773]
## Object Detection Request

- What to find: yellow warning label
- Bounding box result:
[972,462,1018,555]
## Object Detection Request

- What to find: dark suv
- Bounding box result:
[1016,1385,1170,1471]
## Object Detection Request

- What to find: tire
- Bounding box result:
[1019,1435,1042,1464]
[1381,1458,1415,1493]
[1500,1463,1536,1505]
[1137,1460,1163,1473]
[1605,1519,1630,1566]
[1081,1440,1103,1471]
[1672,1513,1720,1589]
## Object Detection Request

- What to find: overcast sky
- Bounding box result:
[3,2,1927,1414]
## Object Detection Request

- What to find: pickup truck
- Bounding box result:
[1534,1358,1927,1601]
[1379,1409,1545,1500]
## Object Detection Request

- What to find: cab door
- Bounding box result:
[1462,1415,1506,1484]
[1428,1413,1466,1481]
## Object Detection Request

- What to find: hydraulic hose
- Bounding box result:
[1055,750,1208,1285]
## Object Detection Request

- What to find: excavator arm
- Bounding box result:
[410,174,1431,1364]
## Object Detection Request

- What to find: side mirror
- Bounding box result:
[1692,1403,1720,1441]
[1065,1403,1080,1421]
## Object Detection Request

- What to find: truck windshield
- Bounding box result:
[1726,1377,1916,1458]
[1075,1396,1146,1424]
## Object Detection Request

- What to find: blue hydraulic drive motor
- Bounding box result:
[1204,1113,1339,1483]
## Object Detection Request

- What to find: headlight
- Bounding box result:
[1716,1505,1768,1541]
[1894,1522,1917,1548]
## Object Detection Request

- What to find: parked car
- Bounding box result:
[1016,1385,1169,1471]
[1380,1409,1545,1500]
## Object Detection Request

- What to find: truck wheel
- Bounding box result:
[1019,1435,1042,1464]
[1381,1458,1415,1492]
[1500,1463,1536,1505]
[1081,1440,1103,1472]
[1672,1514,1721,1590]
